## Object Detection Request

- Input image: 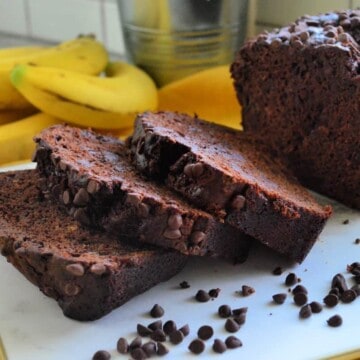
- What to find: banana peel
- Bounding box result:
[158,65,242,129]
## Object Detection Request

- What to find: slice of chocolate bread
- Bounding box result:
[128,111,332,263]
[231,10,360,209]
[33,125,251,262]
[0,170,187,321]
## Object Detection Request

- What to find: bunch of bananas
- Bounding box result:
[0,35,158,165]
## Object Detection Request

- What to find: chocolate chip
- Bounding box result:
[169,330,184,345]
[212,339,227,353]
[309,301,323,313]
[130,347,147,360]
[163,228,182,239]
[137,203,150,218]
[327,314,343,327]
[231,195,246,210]
[331,273,348,293]
[126,193,141,206]
[348,262,360,275]
[292,285,308,295]
[150,304,164,318]
[241,285,255,296]
[232,307,248,316]
[73,207,90,225]
[195,289,211,302]
[179,324,190,337]
[73,188,89,206]
[63,283,81,296]
[90,263,107,275]
[285,273,298,286]
[329,288,340,297]
[129,336,142,350]
[340,289,357,303]
[179,281,190,289]
[343,219,349,224]
[190,231,206,245]
[272,266,283,275]
[117,337,129,354]
[299,304,312,319]
[137,323,153,337]
[324,293,339,307]
[87,179,100,194]
[186,162,204,178]
[225,336,242,349]
[188,339,205,354]
[148,320,162,331]
[167,214,183,230]
[141,341,157,357]
[92,350,111,360]
[233,313,247,325]
[208,288,221,298]
[198,325,213,340]
[163,320,177,335]
[272,293,287,304]
[294,292,308,306]
[150,329,166,342]
[65,263,85,277]
[156,342,169,356]
[225,318,240,333]
[62,190,72,205]
[355,238,360,244]
[218,304,232,318]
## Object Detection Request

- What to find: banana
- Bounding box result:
[0,46,46,68]
[0,36,108,110]
[10,61,158,130]
[0,107,38,125]
[0,112,59,164]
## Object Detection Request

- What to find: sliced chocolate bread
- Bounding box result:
[33,125,251,262]
[0,170,187,321]
[128,111,332,263]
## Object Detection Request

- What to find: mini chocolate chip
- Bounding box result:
[129,336,142,350]
[87,179,100,194]
[299,31,310,41]
[190,231,206,245]
[331,273,348,293]
[348,262,360,274]
[188,339,205,354]
[73,188,89,206]
[231,195,246,210]
[324,294,339,307]
[340,289,357,303]
[351,284,360,296]
[218,304,232,318]
[150,304,164,318]
[329,288,340,297]
[273,293,287,304]
[179,281,190,289]
[65,263,84,277]
[241,285,255,296]
[299,304,312,319]
[167,214,183,230]
[208,288,221,298]
[272,266,283,275]
[117,337,129,354]
[137,203,150,218]
[150,329,166,342]
[137,323,153,337]
[309,301,323,313]
[92,350,111,360]
[148,320,162,331]
[184,163,194,177]
[355,238,360,244]
[285,273,298,286]
[179,324,190,337]
[292,285,308,295]
[343,219,349,224]
[63,283,81,296]
[90,263,106,275]
[213,339,227,354]
[126,193,141,206]
[195,289,211,302]
[73,208,90,225]
[141,341,157,357]
[169,330,184,345]
[163,320,177,335]
[130,347,147,360]
[62,190,72,205]
[327,314,343,327]
[294,292,308,306]
[233,313,246,325]
[225,335,242,349]
[198,325,213,340]
[156,342,169,356]
[163,228,182,239]
[232,307,248,316]
[225,318,240,333]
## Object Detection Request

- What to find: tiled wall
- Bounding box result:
[0,0,359,54]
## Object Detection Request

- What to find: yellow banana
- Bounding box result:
[10,61,158,130]
[0,112,59,164]
[0,46,46,68]
[0,36,108,110]
[0,107,38,125]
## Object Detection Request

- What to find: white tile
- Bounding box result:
[28,0,104,43]
[352,0,360,8]
[0,0,28,35]
[257,0,350,26]
[103,0,124,54]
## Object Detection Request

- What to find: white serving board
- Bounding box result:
[0,164,359,360]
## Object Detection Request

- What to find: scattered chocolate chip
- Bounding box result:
[156,342,169,356]
[179,324,190,337]
[272,266,283,275]
[163,320,177,335]
[299,304,312,319]
[129,336,142,350]
[117,337,129,354]
[351,284,360,296]
[232,307,248,316]
[355,238,360,244]
[272,293,287,304]
[294,292,308,306]
[169,330,184,345]
[148,320,162,331]
[167,214,183,230]
[327,314,343,327]
[285,273,298,286]
[331,273,348,293]
[231,195,246,210]
[190,231,206,245]
[73,188,90,206]
[150,329,166,342]
[92,350,111,360]
[347,262,360,275]
[225,336,243,349]
[150,304,164,318]
[141,341,157,357]
[218,304,232,318]
[329,287,340,297]
[233,313,247,325]
[212,339,227,354]
[225,318,240,333]
[324,293,339,307]
[292,285,308,295]
[195,289,211,302]
[309,301,323,313]
[130,347,147,360]
[198,325,214,340]
[65,263,85,277]
[209,288,221,298]
[90,263,106,275]
[241,285,255,296]
[188,339,205,354]
[179,281,190,289]
[343,219,349,224]
[340,289,357,303]
[137,323,153,337]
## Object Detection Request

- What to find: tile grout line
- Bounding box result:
[23,0,32,37]
[99,0,108,48]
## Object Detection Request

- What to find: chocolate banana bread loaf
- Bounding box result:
[0,170,187,321]
[231,10,360,209]
[33,125,251,262]
[128,111,332,263]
